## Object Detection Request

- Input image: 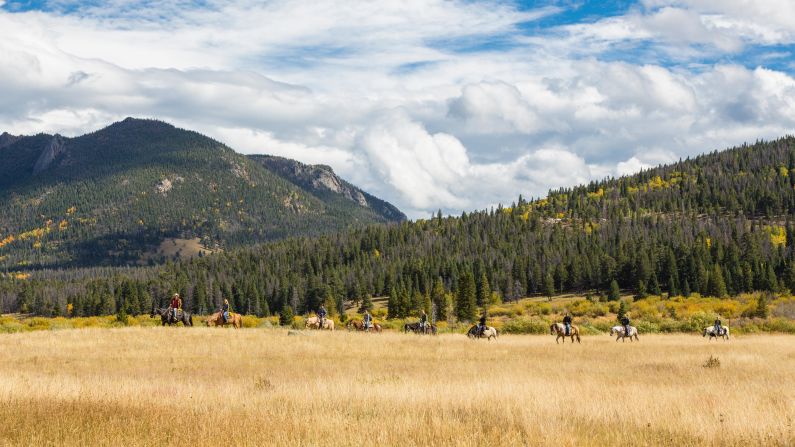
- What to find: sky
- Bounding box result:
[1,0,795,218]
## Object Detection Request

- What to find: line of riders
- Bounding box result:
[158,293,729,341]
[158,293,233,326]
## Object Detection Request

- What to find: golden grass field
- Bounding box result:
[0,328,793,446]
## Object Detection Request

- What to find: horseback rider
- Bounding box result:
[621,315,631,337]
[714,318,723,336]
[419,310,428,332]
[563,314,572,336]
[168,293,182,323]
[477,314,487,336]
[363,310,373,332]
[318,305,327,329]
[221,298,230,323]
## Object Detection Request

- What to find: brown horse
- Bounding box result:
[205,311,242,329]
[346,319,382,333]
[550,323,581,344]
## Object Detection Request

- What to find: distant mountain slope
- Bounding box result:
[249,155,406,223]
[0,118,404,268]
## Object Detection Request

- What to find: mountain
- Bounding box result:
[0,132,21,149]
[6,136,795,319]
[248,155,405,222]
[0,118,404,268]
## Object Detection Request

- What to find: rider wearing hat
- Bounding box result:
[714,318,722,336]
[419,310,428,332]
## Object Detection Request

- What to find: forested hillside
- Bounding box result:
[0,118,404,268]
[2,136,795,321]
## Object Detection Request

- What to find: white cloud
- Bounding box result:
[1,1,795,218]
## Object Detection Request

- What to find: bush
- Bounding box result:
[703,356,720,369]
[761,318,795,333]
[241,315,261,328]
[502,317,550,334]
[635,320,660,334]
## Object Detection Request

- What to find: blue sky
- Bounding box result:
[2,0,795,217]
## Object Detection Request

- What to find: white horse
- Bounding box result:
[610,325,639,342]
[305,316,335,331]
[703,325,729,341]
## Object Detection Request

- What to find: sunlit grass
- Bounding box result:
[0,328,792,446]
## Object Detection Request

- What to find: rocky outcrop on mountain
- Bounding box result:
[250,155,406,222]
[0,132,21,149]
[33,135,66,174]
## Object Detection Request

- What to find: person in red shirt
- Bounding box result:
[168,293,182,323]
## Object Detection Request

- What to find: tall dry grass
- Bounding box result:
[0,328,792,446]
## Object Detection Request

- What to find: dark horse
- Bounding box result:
[150,307,193,326]
[403,322,436,335]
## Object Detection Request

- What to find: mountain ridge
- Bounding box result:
[0,118,405,268]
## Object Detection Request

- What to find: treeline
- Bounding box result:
[3,137,795,319]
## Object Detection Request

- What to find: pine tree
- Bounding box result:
[708,264,728,297]
[279,304,294,326]
[476,273,490,307]
[636,280,647,299]
[608,280,620,301]
[431,278,446,320]
[755,294,769,318]
[360,293,373,312]
[544,272,555,299]
[456,271,477,322]
[617,300,628,322]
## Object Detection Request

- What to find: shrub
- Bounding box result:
[502,317,550,334]
[635,320,660,334]
[703,356,720,369]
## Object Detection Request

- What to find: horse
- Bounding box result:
[610,325,639,342]
[403,322,436,335]
[703,325,730,341]
[550,323,580,344]
[205,311,242,329]
[305,316,335,331]
[467,325,498,340]
[346,319,381,333]
[150,307,193,326]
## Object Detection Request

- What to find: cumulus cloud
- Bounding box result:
[355,110,592,213]
[1,1,795,218]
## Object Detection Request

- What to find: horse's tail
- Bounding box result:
[189,314,193,326]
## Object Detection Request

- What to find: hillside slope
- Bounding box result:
[249,155,405,223]
[0,118,404,268]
